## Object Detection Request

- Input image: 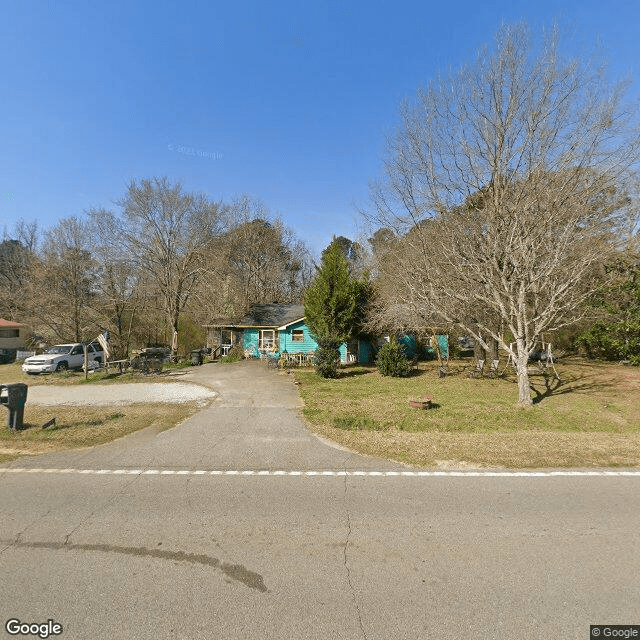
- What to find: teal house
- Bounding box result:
[205,304,371,363]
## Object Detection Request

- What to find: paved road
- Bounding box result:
[0,360,638,639]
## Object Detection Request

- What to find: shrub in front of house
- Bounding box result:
[313,340,341,378]
[376,337,410,377]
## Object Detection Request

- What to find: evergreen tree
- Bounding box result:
[376,336,410,377]
[304,240,371,377]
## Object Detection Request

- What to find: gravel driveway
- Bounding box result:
[26,382,217,406]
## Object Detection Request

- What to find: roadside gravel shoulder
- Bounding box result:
[26,381,217,406]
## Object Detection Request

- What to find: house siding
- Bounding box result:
[438,334,449,359]
[243,328,260,353]
[0,329,27,350]
[399,334,418,359]
[278,320,360,364]
[242,327,281,353]
[0,322,28,350]
[278,320,317,355]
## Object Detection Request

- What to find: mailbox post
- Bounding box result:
[0,383,28,429]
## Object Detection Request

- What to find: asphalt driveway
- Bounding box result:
[10,359,401,471]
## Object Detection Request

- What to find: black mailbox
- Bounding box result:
[0,383,28,430]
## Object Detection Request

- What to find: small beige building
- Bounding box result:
[0,318,29,363]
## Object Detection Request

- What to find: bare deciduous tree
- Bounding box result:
[0,220,39,321]
[115,178,224,358]
[34,217,99,342]
[369,23,640,406]
[89,209,150,357]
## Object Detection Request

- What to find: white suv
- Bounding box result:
[22,343,104,374]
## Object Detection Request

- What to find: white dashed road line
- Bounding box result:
[2,468,640,477]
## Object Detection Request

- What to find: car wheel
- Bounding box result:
[55,361,68,372]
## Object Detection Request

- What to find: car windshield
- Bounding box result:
[44,346,73,355]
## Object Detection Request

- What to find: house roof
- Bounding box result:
[277,317,306,330]
[205,304,305,328]
[0,318,26,328]
[239,304,305,327]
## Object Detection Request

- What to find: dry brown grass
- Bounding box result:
[0,404,198,463]
[295,358,640,468]
[0,361,187,386]
[0,360,212,463]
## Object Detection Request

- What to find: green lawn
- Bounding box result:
[294,358,640,468]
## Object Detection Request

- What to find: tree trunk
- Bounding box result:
[124,308,136,358]
[170,312,179,361]
[473,337,486,363]
[487,336,499,362]
[515,352,533,408]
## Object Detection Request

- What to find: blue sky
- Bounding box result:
[1,0,639,256]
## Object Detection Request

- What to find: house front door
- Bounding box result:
[221,330,233,356]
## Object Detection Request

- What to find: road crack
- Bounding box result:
[0,507,56,556]
[62,469,145,546]
[343,474,368,640]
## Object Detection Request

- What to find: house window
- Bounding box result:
[260,330,275,350]
[291,329,304,342]
[0,329,19,338]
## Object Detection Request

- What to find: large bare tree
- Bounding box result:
[32,217,99,342]
[89,209,151,357]
[370,23,640,406]
[114,178,224,358]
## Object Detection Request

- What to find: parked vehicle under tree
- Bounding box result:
[21,343,104,375]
